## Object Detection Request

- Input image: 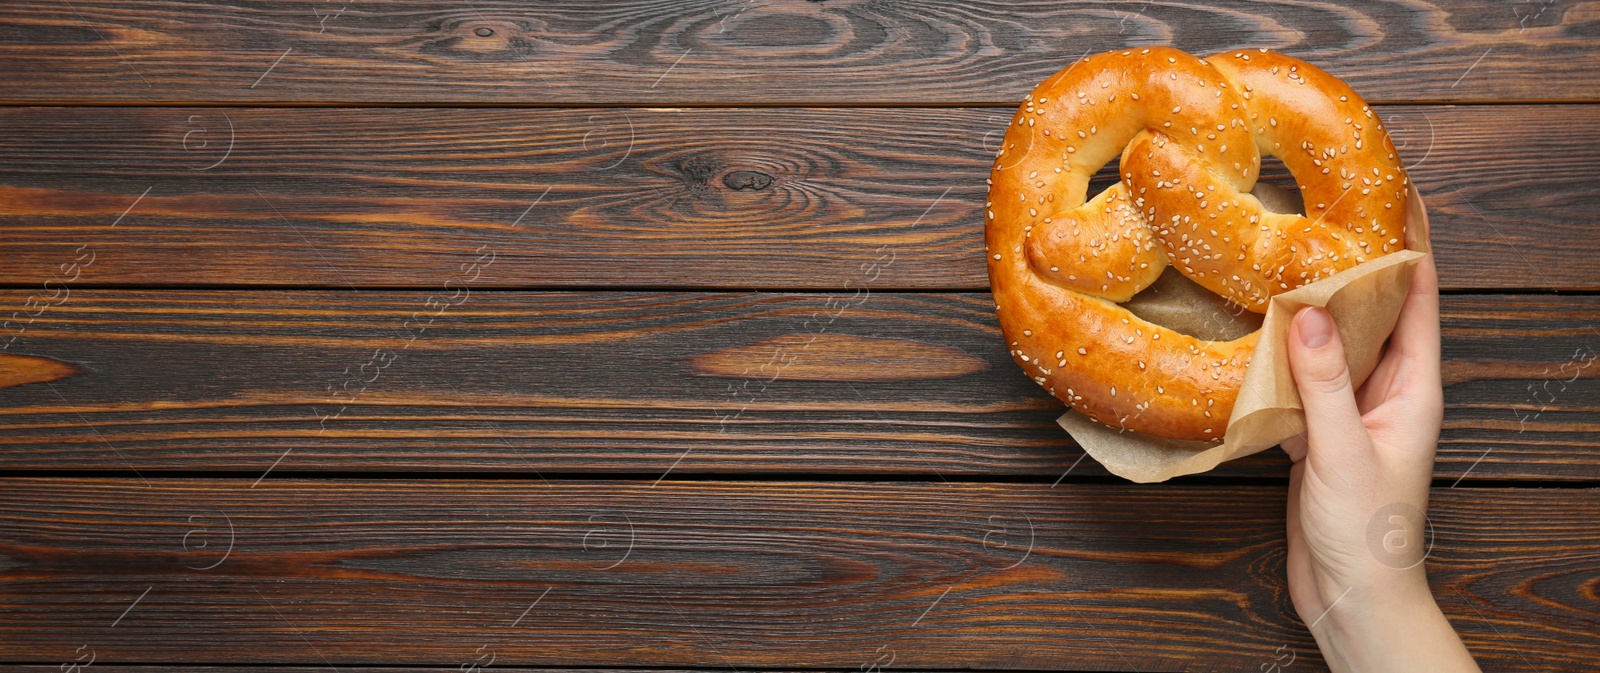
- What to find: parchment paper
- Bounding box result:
[1058,186,1432,483]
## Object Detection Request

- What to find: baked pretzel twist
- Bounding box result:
[986,47,1409,441]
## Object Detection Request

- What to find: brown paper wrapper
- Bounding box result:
[1058,187,1432,483]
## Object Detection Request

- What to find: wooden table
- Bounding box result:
[1,2,1596,671]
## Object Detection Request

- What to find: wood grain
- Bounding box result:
[13,666,1240,673]
[0,479,1595,671]
[1,290,1594,481]
[0,352,83,388]
[3,665,1126,671]
[0,1,1595,104]
[0,105,1595,290]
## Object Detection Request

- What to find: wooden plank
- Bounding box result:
[0,1,1593,103]
[9,665,1113,671]
[0,105,1595,290]
[9,666,1260,673]
[0,479,1594,671]
[18,667,1302,673]
[1,291,1594,481]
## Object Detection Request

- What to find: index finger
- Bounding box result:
[1389,198,1441,369]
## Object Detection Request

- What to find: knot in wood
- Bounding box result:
[722,170,774,191]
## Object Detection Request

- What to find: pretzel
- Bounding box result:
[986,47,1409,441]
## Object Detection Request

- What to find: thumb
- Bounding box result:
[1287,306,1371,469]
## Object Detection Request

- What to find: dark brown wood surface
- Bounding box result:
[34,669,1359,673]
[13,669,1357,673]
[1,291,1596,481]
[0,1,1596,104]
[0,105,1595,290]
[4,2,1597,672]
[1,479,1596,671]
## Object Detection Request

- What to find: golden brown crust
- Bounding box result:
[986,47,1408,441]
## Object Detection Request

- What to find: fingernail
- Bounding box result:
[1298,307,1333,349]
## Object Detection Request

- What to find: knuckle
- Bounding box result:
[1300,355,1353,395]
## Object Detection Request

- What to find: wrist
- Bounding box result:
[1299,559,1431,628]
[1308,582,1480,673]
[1310,576,1435,637]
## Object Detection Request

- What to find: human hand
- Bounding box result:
[1281,250,1480,672]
